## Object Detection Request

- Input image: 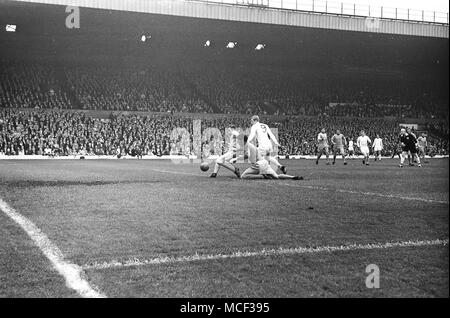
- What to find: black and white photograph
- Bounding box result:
[0,0,448,302]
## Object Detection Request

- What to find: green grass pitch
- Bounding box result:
[0,158,448,297]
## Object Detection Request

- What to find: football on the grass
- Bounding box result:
[200,162,209,172]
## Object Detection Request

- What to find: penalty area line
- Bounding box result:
[81,238,448,270]
[0,197,106,298]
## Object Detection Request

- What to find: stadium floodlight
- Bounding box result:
[5,24,16,32]
[226,42,237,49]
[255,44,266,50]
[140,34,151,42]
[204,40,211,47]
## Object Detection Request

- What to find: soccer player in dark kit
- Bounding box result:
[398,128,421,168]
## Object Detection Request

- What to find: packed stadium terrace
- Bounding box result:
[0,59,448,157]
[0,60,448,119]
[1,109,448,158]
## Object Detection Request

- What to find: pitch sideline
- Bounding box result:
[0,197,106,298]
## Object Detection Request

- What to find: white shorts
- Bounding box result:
[241,162,277,179]
[374,147,382,152]
[318,145,329,153]
[266,166,277,176]
[241,166,260,178]
[256,159,277,176]
[258,145,273,157]
[361,147,370,156]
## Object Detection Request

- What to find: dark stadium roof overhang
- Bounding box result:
[0,0,448,81]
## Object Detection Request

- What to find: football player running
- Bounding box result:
[331,129,347,165]
[357,130,371,165]
[247,115,287,174]
[372,134,383,161]
[316,128,330,165]
[348,139,355,158]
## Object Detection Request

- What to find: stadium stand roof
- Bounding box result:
[4,0,449,38]
[0,0,448,107]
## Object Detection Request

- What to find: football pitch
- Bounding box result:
[0,158,448,298]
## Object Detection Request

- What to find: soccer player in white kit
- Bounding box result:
[372,134,383,161]
[348,139,355,158]
[240,135,302,180]
[316,128,330,165]
[209,129,241,178]
[357,130,371,165]
[248,115,287,174]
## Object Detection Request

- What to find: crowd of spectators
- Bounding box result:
[0,109,191,157]
[1,60,448,157]
[1,61,447,120]
[64,65,213,113]
[0,61,73,110]
[1,109,448,157]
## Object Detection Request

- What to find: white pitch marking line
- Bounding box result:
[149,168,200,177]
[272,182,449,204]
[0,197,106,298]
[81,238,448,270]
